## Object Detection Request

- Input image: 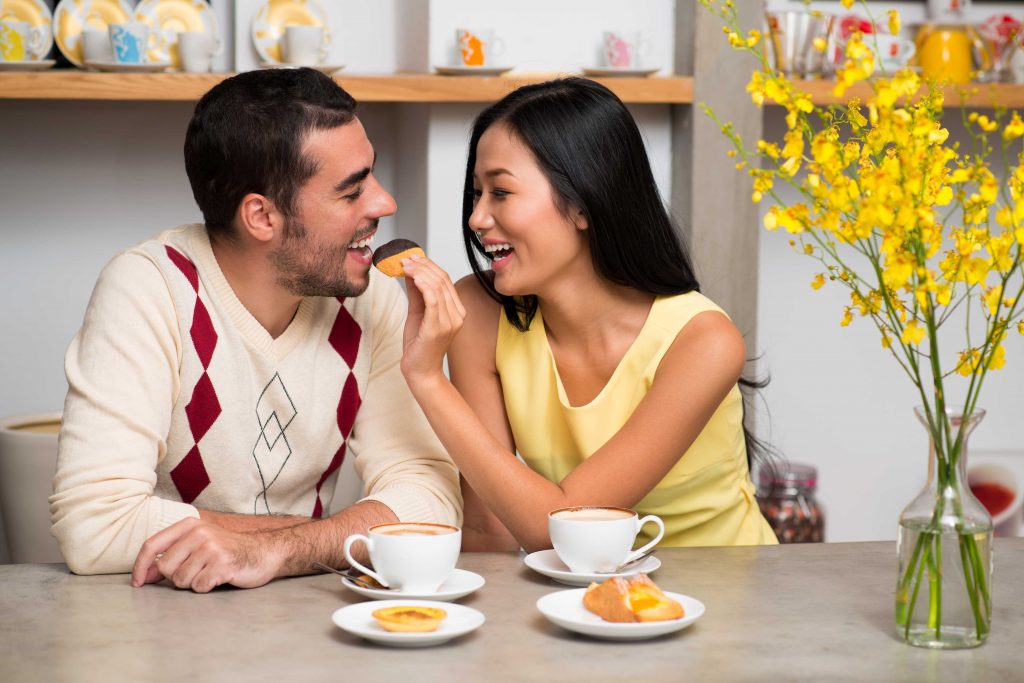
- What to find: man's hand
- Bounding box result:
[131,518,283,593]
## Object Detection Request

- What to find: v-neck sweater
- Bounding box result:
[50,225,461,574]
[496,292,776,547]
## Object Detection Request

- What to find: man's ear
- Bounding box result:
[236,193,281,243]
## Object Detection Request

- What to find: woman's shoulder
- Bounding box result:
[455,273,503,323]
[657,290,728,319]
[657,293,745,382]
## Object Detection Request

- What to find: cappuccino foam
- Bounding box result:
[552,508,634,522]
[375,523,457,536]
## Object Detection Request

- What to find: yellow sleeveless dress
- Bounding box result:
[495,292,777,547]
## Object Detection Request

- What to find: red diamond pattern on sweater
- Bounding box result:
[171,445,212,504]
[312,300,363,518]
[166,245,220,505]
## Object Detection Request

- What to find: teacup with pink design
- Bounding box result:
[602,31,651,68]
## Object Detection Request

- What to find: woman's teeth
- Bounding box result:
[484,243,514,259]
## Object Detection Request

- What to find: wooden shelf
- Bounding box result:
[792,79,1024,109]
[0,71,693,104]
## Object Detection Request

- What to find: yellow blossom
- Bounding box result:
[901,321,926,345]
[811,274,826,290]
[840,307,854,327]
[841,0,854,9]
[887,10,901,36]
[986,343,1006,370]
[1004,112,1024,141]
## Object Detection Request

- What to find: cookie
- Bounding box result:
[372,238,425,277]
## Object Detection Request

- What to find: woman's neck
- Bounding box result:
[538,274,654,351]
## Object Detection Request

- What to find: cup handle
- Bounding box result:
[638,37,653,58]
[211,34,224,57]
[901,39,916,61]
[491,37,505,58]
[28,26,45,55]
[342,533,387,587]
[624,514,665,564]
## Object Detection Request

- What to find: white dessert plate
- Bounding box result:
[0,59,56,71]
[135,0,221,71]
[251,0,330,66]
[258,61,344,75]
[340,568,485,602]
[435,65,514,76]
[582,66,661,77]
[332,599,485,648]
[3,0,53,61]
[84,59,171,72]
[536,588,704,640]
[54,0,132,67]
[523,549,662,587]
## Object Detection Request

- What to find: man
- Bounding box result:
[49,68,461,593]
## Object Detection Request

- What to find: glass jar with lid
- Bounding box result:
[756,462,825,543]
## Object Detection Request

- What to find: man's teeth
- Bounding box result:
[348,235,375,249]
[484,243,513,254]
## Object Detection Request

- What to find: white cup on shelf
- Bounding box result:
[282,25,328,66]
[81,29,113,64]
[178,31,221,73]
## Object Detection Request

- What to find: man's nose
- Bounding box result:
[368,177,397,218]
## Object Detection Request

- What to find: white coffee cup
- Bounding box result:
[873,33,916,72]
[548,506,665,574]
[0,20,44,62]
[342,522,461,593]
[81,29,113,64]
[282,24,328,66]
[178,31,221,73]
[602,31,651,68]
[109,22,149,64]
[455,28,504,67]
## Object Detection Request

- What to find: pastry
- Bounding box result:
[371,605,447,632]
[372,238,425,277]
[582,573,684,623]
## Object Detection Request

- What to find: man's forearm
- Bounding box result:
[266,500,399,577]
[198,508,310,532]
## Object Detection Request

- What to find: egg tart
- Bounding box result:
[371,605,448,632]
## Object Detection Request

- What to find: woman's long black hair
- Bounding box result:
[461,77,769,472]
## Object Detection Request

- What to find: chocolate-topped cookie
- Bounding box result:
[372,238,425,277]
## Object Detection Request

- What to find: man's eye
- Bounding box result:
[343,187,364,201]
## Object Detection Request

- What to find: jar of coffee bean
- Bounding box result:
[756,462,825,543]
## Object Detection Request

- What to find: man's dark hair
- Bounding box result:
[184,68,357,241]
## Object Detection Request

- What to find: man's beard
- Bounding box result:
[270,217,373,298]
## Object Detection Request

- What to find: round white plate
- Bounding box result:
[251,0,330,66]
[523,549,662,587]
[536,588,704,640]
[84,59,170,72]
[582,66,661,77]
[340,568,485,602]
[258,61,343,75]
[435,65,513,76]
[1,0,53,61]
[134,0,220,71]
[332,599,485,648]
[0,58,56,71]
[54,0,133,67]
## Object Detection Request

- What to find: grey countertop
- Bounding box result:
[1,540,1021,682]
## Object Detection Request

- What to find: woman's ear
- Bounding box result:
[574,209,589,231]
[236,193,281,243]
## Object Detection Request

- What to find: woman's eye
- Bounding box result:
[491,189,509,198]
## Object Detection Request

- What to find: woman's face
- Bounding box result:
[469,122,589,297]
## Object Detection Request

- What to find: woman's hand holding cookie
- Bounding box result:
[399,254,467,387]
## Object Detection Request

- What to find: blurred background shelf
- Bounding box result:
[792,78,1024,109]
[0,72,694,103]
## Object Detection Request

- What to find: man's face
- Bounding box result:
[270,118,396,298]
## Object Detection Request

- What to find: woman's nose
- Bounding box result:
[468,200,492,232]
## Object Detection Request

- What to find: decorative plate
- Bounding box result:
[0,0,53,60]
[0,58,55,70]
[54,0,132,67]
[251,0,329,65]
[134,0,219,71]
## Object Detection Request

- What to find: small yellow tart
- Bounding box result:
[372,605,448,633]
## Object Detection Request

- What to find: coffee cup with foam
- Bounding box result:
[548,506,664,574]
[342,522,461,593]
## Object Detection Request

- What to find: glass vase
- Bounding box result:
[895,406,993,649]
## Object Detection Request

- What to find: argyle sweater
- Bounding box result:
[50,225,461,575]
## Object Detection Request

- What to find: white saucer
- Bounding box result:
[582,66,661,77]
[0,59,56,72]
[340,568,485,602]
[258,62,345,75]
[523,549,662,587]
[84,59,171,73]
[536,588,704,640]
[434,65,514,76]
[332,599,485,647]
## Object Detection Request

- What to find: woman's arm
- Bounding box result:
[400,257,746,552]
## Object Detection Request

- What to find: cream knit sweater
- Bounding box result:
[50,225,461,574]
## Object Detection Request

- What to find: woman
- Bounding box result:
[400,77,775,552]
